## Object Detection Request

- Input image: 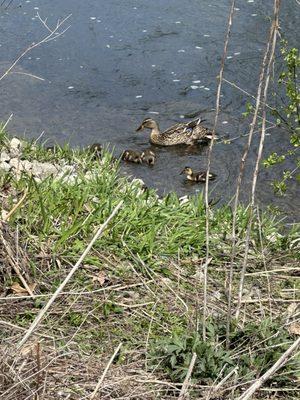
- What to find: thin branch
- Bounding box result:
[236,0,281,319]
[0,14,71,83]
[226,0,280,344]
[237,337,300,400]
[203,0,236,341]
[17,200,123,349]
[90,342,123,399]
[178,352,197,400]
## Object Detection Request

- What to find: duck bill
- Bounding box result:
[136,124,144,132]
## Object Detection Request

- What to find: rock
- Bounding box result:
[31,160,58,178]
[0,161,11,172]
[9,138,22,157]
[21,160,33,172]
[0,151,10,163]
[10,158,24,171]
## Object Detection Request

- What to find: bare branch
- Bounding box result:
[203,0,236,341]
[0,13,72,83]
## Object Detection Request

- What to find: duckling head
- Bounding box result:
[136,118,158,132]
[180,166,193,176]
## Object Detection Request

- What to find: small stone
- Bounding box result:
[0,161,11,172]
[0,151,10,162]
[10,138,23,156]
[21,160,33,171]
[10,158,23,171]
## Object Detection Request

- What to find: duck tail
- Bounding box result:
[208,172,217,180]
[204,132,218,140]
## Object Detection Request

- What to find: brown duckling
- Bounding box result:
[141,149,156,165]
[180,166,216,182]
[121,149,142,164]
[88,143,102,159]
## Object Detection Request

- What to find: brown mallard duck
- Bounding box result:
[180,166,216,182]
[141,149,156,165]
[121,149,142,164]
[136,117,213,146]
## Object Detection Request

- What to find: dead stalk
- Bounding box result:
[226,0,280,345]
[17,200,123,349]
[178,352,197,400]
[90,342,123,399]
[237,337,300,400]
[235,0,281,319]
[203,0,236,341]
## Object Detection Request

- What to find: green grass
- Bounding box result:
[1,130,299,399]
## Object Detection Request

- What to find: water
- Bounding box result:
[0,0,299,219]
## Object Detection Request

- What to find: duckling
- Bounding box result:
[136,117,213,146]
[141,149,156,165]
[180,166,216,182]
[121,149,142,164]
[88,143,102,159]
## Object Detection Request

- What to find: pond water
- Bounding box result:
[0,0,299,220]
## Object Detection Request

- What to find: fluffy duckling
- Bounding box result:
[180,166,216,182]
[88,143,102,159]
[121,149,142,164]
[141,149,156,165]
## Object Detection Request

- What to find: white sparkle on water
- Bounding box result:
[151,64,156,67]
[179,115,185,119]
[204,87,210,91]
[222,121,228,124]
[203,34,210,37]
[68,86,74,89]
[234,7,240,10]
[90,17,96,20]
[142,30,147,32]
[251,14,257,16]
[195,46,203,49]
[178,49,185,53]
[192,80,201,83]
[149,111,159,114]
[173,79,180,82]
[36,57,40,60]
[34,7,39,10]
[200,85,205,88]
[227,55,233,59]
[97,20,101,22]
[135,95,142,98]
[175,21,181,24]
[80,65,83,68]
[248,0,254,2]
[234,52,241,55]
[190,85,199,89]
[106,44,110,48]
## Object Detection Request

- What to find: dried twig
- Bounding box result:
[227,0,281,343]
[17,200,123,349]
[2,189,28,222]
[203,0,236,341]
[0,14,71,83]
[90,342,123,399]
[237,337,300,400]
[178,352,197,400]
[236,0,281,319]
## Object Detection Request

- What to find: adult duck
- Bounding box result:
[136,117,213,146]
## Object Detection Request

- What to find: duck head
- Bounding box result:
[180,166,193,176]
[136,118,159,132]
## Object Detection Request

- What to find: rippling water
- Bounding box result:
[0,0,299,219]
